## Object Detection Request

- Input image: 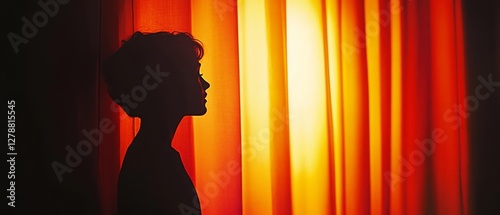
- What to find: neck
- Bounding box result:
[135,114,183,147]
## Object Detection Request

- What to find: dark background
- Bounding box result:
[3,0,499,214]
[462,0,500,214]
[3,0,101,214]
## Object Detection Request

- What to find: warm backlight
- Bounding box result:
[103,0,470,215]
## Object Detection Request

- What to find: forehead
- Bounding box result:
[176,60,200,73]
[179,50,199,64]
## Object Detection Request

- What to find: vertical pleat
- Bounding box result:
[286,0,332,214]
[339,0,371,214]
[192,0,242,214]
[265,0,293,214]
[430,0,465,214]
[238,1,274,214]
[389,0,404,214]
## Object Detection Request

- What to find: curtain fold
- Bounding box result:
[98,0,469,214]
[191,0,242,214]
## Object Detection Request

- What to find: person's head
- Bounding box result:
[102,31,210,119]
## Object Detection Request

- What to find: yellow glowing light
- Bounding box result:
[287,0,331,214]
[238,0,274,214]
[365,0,383,214]
[390,0,404,214]
[323,0,344,214]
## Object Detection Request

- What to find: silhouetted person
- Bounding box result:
[102,32,209,215]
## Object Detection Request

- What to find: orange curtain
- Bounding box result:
[99,0,469,214]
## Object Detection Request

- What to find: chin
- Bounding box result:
[187,107,207,116]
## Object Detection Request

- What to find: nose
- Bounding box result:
[201,77,210,90]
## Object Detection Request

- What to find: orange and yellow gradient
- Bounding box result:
[106,0,470,214]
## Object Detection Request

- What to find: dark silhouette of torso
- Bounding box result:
[118,136,199,215]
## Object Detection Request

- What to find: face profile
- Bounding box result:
[190,63,210,115]
[102,31,209,215]
[171,61,210,117]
